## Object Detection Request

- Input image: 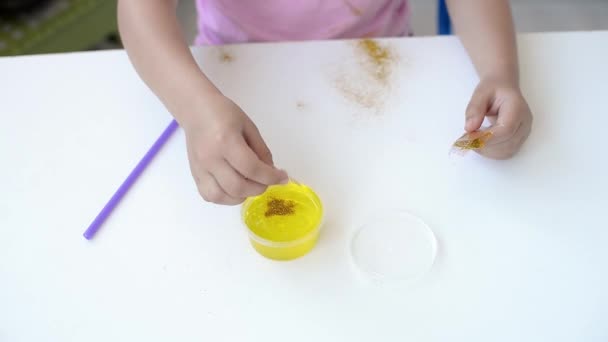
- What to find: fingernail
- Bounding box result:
[279,170,289,184]
[465,120,472,130]
[465,116,478,130]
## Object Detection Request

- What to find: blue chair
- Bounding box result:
[438,0,452,35]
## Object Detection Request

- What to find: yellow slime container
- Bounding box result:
[242,182,323,261]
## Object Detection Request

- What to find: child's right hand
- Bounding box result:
[117,0,288,205]
[182,93,289,205]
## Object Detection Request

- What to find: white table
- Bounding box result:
[1,31,607,341]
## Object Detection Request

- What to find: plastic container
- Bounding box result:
[351,211,437,282]
[242,181,323,261]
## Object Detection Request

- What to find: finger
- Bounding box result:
[465,86,493,132]
[477,117,530,159]
[243,119,274,165]
[226,136,289,186]
[485,99,522,146]
[197,172,244,205]
[211,159,267,198]
[476,128,522,159]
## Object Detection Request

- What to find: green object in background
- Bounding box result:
[0,0,117,56]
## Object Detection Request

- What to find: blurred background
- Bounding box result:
[0,0,607,56]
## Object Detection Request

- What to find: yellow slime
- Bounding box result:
[242,182,323,260]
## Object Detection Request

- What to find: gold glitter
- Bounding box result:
[265,197,296,217]
[332,39,398,113]
[219,49,233,63]
[453,131,494,150]
[334,75,380,109]
[357,39,395,85]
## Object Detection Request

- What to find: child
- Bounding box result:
[118,0,532,205]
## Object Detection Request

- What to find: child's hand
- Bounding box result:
[183,94,288,205]
[464,78,533,159]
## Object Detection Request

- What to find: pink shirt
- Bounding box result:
[195,0,410,45]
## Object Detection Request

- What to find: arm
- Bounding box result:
[118,0,216,125]
[118,0,287,204]
[447,0,518,85]
[446,0,532,159]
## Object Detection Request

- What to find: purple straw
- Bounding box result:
[83,119,179,240]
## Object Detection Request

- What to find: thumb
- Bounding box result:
[465,86,493,132]
[243,119,274,166]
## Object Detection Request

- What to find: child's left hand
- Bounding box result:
[464,78,533,159]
